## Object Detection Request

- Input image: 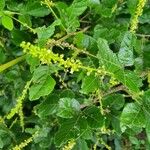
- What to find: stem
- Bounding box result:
[0,55,26,73]
[45,0,66,31]
[10,16,35,33]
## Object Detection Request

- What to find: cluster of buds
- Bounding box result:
[41,0,55,7]
[20,42,82,74]
[62,139,76,150]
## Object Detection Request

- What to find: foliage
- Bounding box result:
[0,0,150,149]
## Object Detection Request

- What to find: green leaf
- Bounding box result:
[83,106,104,128]
[24,1,50,17]
[35,94,59,118]
[18,15,32,27]
[56,0,88,32]
[97,38,123,73]
[97,38,141,94]
[1,15,13,31]
[127,0,138,15]
[143,44,150,68]
[75,139,89,150]
[57,98,80,118]
[81,74,100,94]
[55,116,88,146]
[118,31,135,66]
[36,19,61,46]
[142,90,150,144]
[29,66,56,100]
[120,103,145,132]
[0,47,6,64]
[0,0,5,11]
[32,66,49,81]
[11,29,31,46]
[60,89,75,99]
[0,138,3,149]
[103,94,125,110]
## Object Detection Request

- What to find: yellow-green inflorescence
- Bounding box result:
[130,0,147,33]
[20,41,107,76]
[12,131,38,150]
[62,139,76,150]
[7,80,32,131]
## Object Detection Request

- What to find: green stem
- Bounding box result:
[0,55,26,73]
[45,0,66,31]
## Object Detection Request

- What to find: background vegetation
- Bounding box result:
[0,0,150,149]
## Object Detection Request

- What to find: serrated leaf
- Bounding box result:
[118,31,135,66]
[29,66,56,100]
[81,74,100,94]
[56,0,88,32]
[97,38,141,94]
[1,15,13,31]
[55,116,88,146]
[83,106,104,128]
[103,94,125,110]
[120,103,145,132]
[35,94,59,118]
[57,98,80,118]
[97,38,123,73]
[32,66,50,82]
[24,1,50,17]
[29,75,55,100]
[36,19,61,46]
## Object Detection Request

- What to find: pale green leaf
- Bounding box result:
[1,15,13,31]
[118,31,135,66]
[120,103,145,132]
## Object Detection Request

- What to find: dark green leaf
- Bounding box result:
[60,89,75,99]
[103,94,125,110]
[35,94,59,118]
[0,47,6,64]
[57,98,80,118]
[55,116,88,146]
[83,106,104,128]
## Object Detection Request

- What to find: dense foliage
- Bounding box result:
[0,0,150,149]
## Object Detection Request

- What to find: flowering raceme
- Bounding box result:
[20,41,107,76]
[130,0,147,33]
